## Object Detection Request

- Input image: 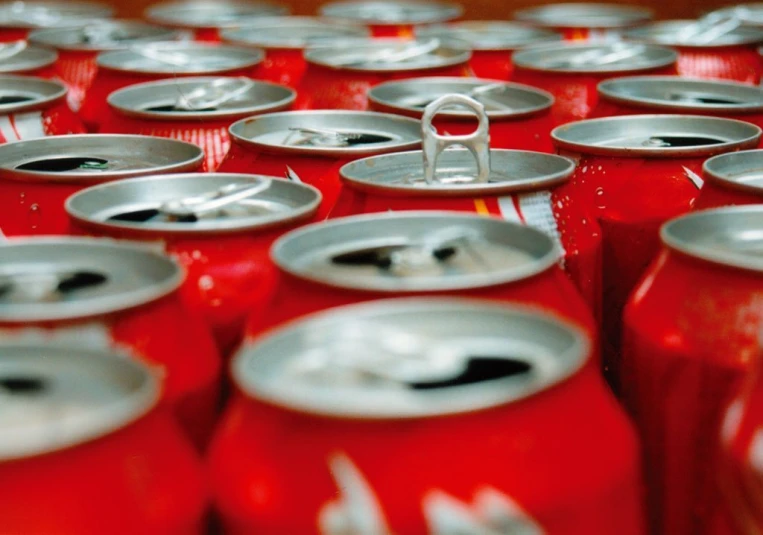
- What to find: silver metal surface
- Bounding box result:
[624,19,763,47]
[0,42,56,74]
[514,3,653,29]
[416,21,562,51]
[0,1,113,29]
[703,149,763,193]
[318,0,462,26]
[28,20,182,51]
[0,75,66,113]
[220,16,369,50]
[145,0,288,29]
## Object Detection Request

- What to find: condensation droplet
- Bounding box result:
[28,203,40,230]
[198,275,214,291]
[594,187,606,209]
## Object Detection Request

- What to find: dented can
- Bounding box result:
[66,173,322,357]
[0,238,221,450]
[0,1,113,43]
[0,344,208,534]
[210,299,644,534]
[295,37,472,110]
[621,206,763,535]
[511,42,678,124]
[697,149,763,209]
[99,77,295,171]
[0,134,203,236]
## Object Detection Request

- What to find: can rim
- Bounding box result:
[0,75,67,113]
[0,43,57,74]
[511,42,677,74]
[219,16,370,50]
[703,149,763,195]
[144,0,289,29]
[414,21,562,51]
[513,2,653,29]
[27,20,184,52]
[318,0,463,26]
[0,1,114,30]
[623,19,763,48]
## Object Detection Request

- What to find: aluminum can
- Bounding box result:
[552,115,761,382]
[0,1,113,43]
[244,212,597,345]
[66,173,322,357]
[621,206,763,535]
[697,149,763,209]
[318,0,463,39]
[220,110,421,217]
[0,344,208,534]
[0,75,85,141]
[710,3,763,27]
[513,3,653,42]
[144,0,288,42]
[624,19,763,85]
[79,42,264,132]
[511,42,677,124]
[0,237,221,450]
[0,41,56,78]
[296,37,472,111]
[100,77,295,172]
[368,77,556,152]
[333,94,600,318]
[28,21,184,113]
[210,298,644,534]
[415,21,562,80]
[0,134,203,236]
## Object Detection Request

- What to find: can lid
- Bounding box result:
[0,344,159,460]
[0,1,113,29]
[318,0,463,26]
[0,134,204,184]
[551,114,761,158]
[0,75,66,113]
[107,77,294,121]
[66,172,322,235]
[145,0,288,30]
[97,42,264,75]
[304,37,471,72]
[624,18,763,48]
[220,16,369,50]
[233,298,587,419]
[662,205,763,273]
[710,4,763,27]
[28,20,183,52]
[0,237,183,322]
[598,76,763,114]
[369,77,553,120]
[228,110,422,158]
[703,149,763,195]
[514,3,653,29]
[512,41,677,74]
[272,211,560,293]
[0,42,56,74]
[416,21,562,51]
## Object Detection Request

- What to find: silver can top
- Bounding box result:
[598,76,763,114]
[514,3,653,29]
[66,172,322,235]
[220,16,369,50]
[228,110,422,158]
[96,42,264,75]
[662,205,763,273]
[0,1,113,29]
[0,134,204,184]
[0,237,183,322]
[0,344,159,460]
[318,0,463,26]
[512,41,677,74]
[28,20,183,52]
[272,211,560,293]
[145,0,288,30]
[703,149,763,194]
[304,37,471,72]
[416,21,562,51]
[710,3,763,27]
[0,74,66,113]
[624,18,763,48]
[0,42,56,74]
[552,115,761,158]
[233,298,588,419]
[107,77,294,121]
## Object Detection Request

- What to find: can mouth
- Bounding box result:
[16,157,110,173]
[0,95,32,105]
[0,376,47,395]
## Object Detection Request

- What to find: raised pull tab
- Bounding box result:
[129,45,193,67]
[421,94,491,185]
[0,270,108,302]
[171,77,254,112]
[676,14,741,45]
[558,43,646,68]
[160,181,271,218]
[0,41,26,63]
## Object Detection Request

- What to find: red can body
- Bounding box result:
[254,48,305,88]
[0,101,84,142]
[673,45,762,85]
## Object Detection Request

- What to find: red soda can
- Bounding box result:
[144,0,288,43]
[295,37,472,111]
[80,42,264,133]
[0,41,56,78]
[66,173,322,357]
[0,134,203,237]
[368,77,556,152]
[210,298,645,534]
[244,212,597,343]
[220,17,369,89]
[513,3,653,42]
[220,110,421,216]
[623,19,763,85]
[0,75,85,141]
[333,93,600,317]
[415,21,562,80]
[0,1,113,43]
[0,237,221,450]
[0,344,208,534]
[318,0,463,39]
[620,206,763,535]
[697,149,763,209]
[511,42,678,125]
[28,21,184,113]
[552,115,760,380]
[100,77,295,172]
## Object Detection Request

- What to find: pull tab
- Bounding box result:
[129,45,192,67]
[173,77,254,111]
[0,270,108,302]
[676,14,742,45]
[0,41,26,63]
[160,181,271,218]
[421,94,491,185]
